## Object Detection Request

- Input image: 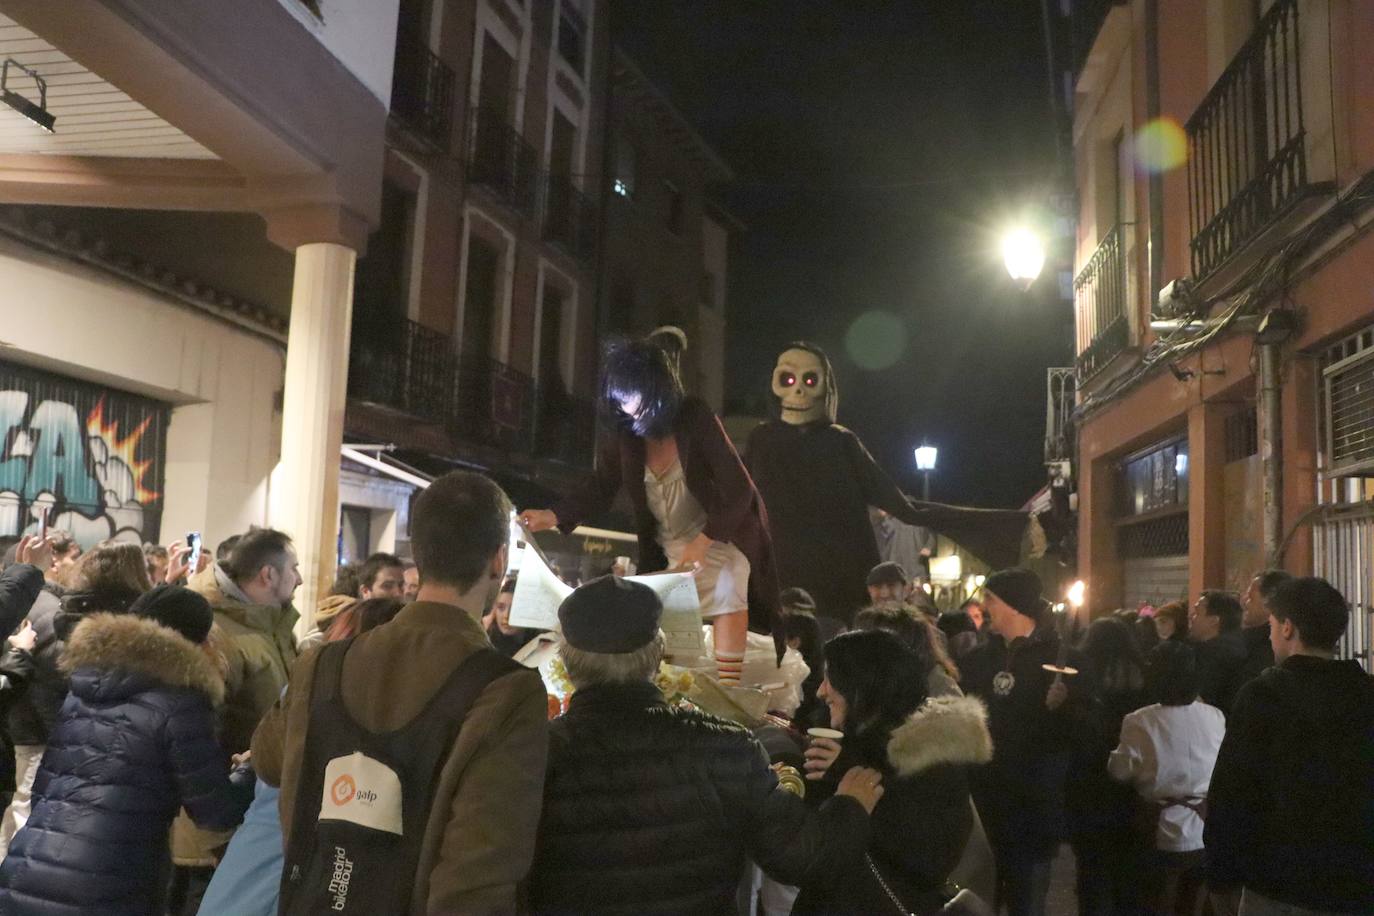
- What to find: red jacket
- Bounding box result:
[554,396,783,660]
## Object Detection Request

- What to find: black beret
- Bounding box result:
[558,575,662,653]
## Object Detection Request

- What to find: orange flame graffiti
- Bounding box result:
[85,397,160,505]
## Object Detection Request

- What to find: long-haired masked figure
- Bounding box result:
[521,332,781,680]
[746,342,1026,635]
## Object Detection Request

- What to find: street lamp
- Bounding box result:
[914,444,937,501]
[1002,227,1046,289]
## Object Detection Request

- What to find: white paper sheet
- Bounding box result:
[507,532,704,656]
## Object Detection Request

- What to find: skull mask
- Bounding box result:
[772,345,837,425]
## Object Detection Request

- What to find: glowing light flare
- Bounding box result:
[1067,580,1087,609]
[915,445,938,471]
[1135,118,1188,174]
[844,311,907,371]
[85,397,159,504]
[1002,228,1046,285]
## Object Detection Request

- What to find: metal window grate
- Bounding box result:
[1324,327,1374,476]
[1225,407,1259,462]
[1075,224,1129,381]
[1118,512,1190,559]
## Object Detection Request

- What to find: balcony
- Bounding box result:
[389,34,455,153]
[543,173,598,264]
[1075,224,1130,381]
[347,317,544,453]
[468,106,539,217]
[453,351,535,451]
[1185,0,1317,280]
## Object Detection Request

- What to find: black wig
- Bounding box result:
[600,336,685,438]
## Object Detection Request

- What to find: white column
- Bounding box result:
[271,242,356,632]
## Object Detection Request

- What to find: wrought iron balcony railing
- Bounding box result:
[1186,0,1309,279]
[390,34,456,153]
[468,106,540,217]
[348,317,454,422]
[348,317,548,455]
[1075,223,1130,381]
[542,173,598,264]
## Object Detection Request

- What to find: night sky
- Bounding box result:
[615,0,1073,508]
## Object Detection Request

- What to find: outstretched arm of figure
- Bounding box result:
[842,427,930,526]
[546,434,624,534]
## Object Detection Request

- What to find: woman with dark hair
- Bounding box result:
[521,334,779,683]
[1109,641,1225,914]
[1064,616,1149,915]
[323,596,407,643]
[795,630,993,915]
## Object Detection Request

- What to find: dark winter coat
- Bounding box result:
[1237,623,1274,687]
[1194,630,1248,717]
[793,695,994,915]
[1205,655,1374,913]
[1065,679,1147,842]
[0,613,251,916]
[963,626,1084,858]
[554,396,784,656]
[529,680,871,915]
[0,562,44,793]
[6,587,70,748]
[745,420,1026,626]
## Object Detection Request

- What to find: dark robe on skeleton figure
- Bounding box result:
[745,343,1027,632]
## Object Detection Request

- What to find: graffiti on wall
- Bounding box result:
[0,362,167,549]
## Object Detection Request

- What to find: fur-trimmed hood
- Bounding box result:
[61,612,225,705]
[886,695,993,777]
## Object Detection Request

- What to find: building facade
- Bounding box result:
[602,52,736,414]
[1070,0,1374,667]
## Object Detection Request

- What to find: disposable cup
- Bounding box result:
[806,727,844,743]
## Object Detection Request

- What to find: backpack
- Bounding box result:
[279,638,520,915]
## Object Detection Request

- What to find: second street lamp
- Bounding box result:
[915,444,937,501]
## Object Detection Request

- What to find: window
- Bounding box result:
[665,180,684,235]
[613,134,636,198]
[557,3,586,74]
[1118,437,1189,517]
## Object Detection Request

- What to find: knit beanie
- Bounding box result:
[129,584,214,644]
[866,561,909,587]
[983,568,1049,620]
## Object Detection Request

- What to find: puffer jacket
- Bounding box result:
[793,695,994,915]
[0,613,251,916]
[529,680,870,915]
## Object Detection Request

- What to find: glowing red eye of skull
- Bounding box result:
[802,373,819,388]
[778,372,797,388]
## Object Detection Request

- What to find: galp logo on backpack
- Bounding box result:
[320,753,402,834]
[279,639,523,916]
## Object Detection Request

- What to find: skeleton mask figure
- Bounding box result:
[772,345,837,425]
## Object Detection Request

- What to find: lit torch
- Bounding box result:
[1043,579,1085,680]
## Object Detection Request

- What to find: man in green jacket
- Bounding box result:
[170,527,301,913]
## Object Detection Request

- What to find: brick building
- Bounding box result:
[1070,0,1374,667]
[602,51,737,414]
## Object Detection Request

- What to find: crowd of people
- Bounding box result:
[0,329,1366,916]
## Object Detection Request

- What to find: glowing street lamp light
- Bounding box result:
[1002,227,1046,289]
[914,444,937,501]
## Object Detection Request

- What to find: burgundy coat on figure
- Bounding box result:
[552,396,784,661]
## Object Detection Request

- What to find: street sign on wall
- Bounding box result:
[0,360,168,549]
